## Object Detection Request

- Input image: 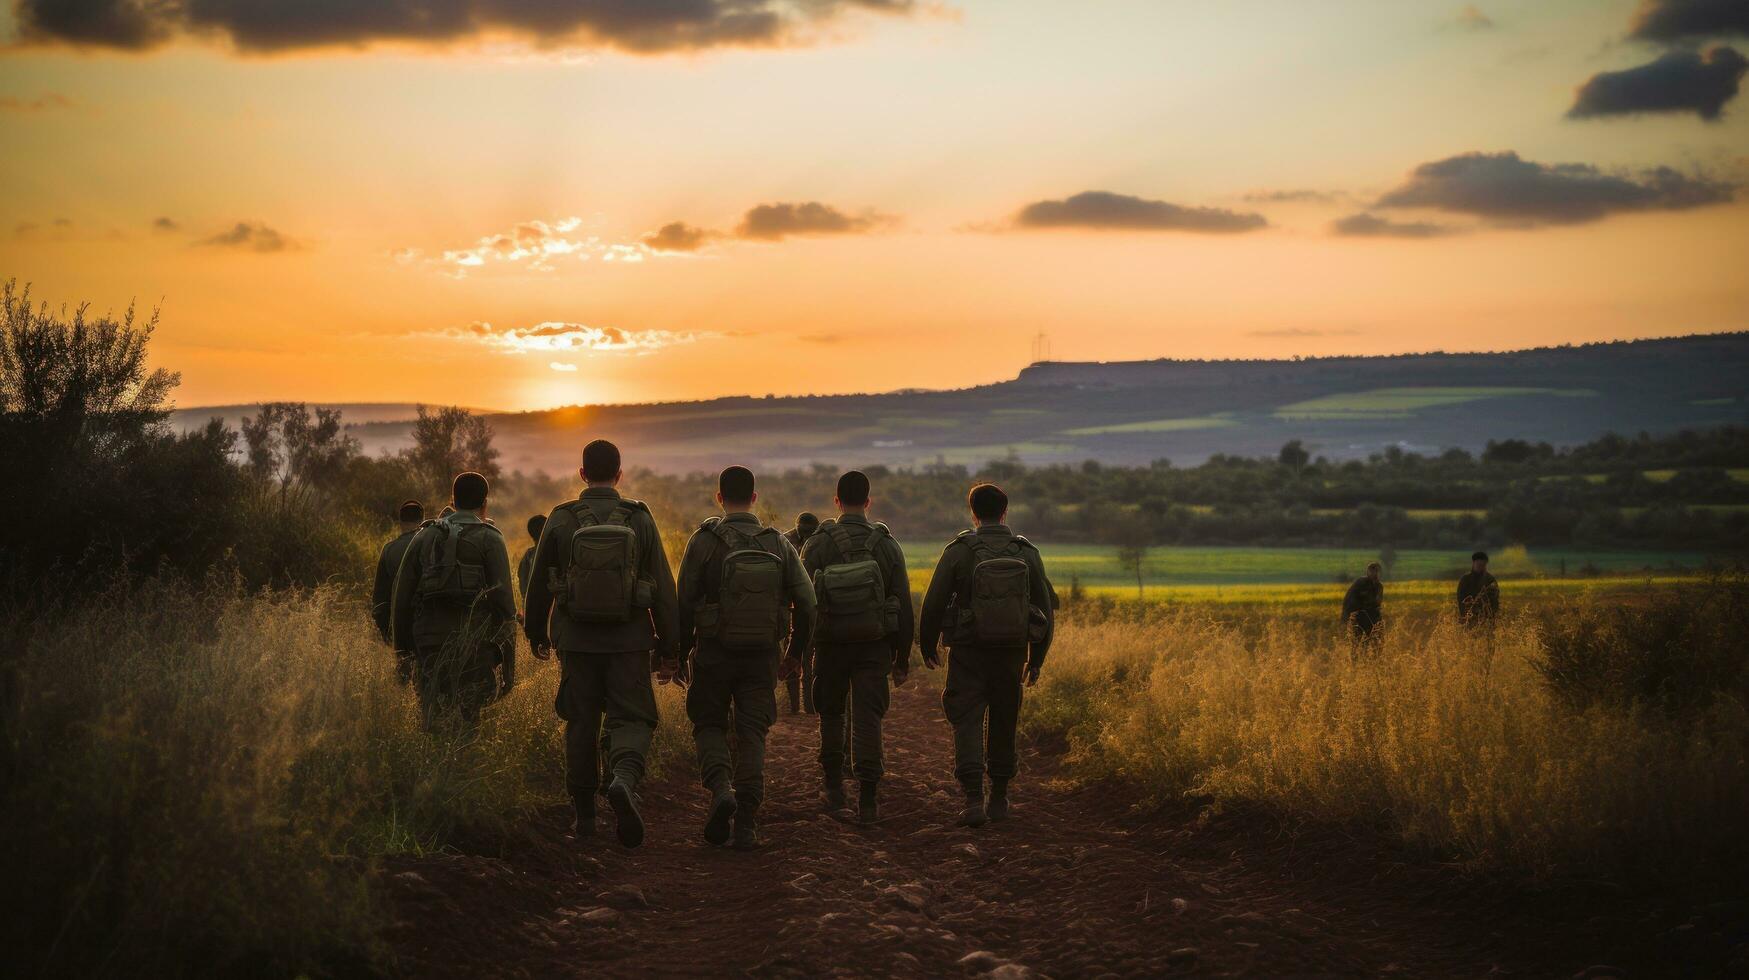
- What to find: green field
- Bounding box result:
[1061,415,1236,436]
[1274,386,1596,420]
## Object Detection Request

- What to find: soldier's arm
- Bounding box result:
[371,545,395,642]
[1024,546,1055,673]
[523,510,562,648]
[486,534,518,687]
[675,531,709,658]
[1342,581,1361,618]
[884,538,916,660]
[389,532,423,656]
[917,546,959,663]
[781,537,817,661]
[643,514,681,659]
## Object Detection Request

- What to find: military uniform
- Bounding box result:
[389,511,518,731]
[524,487,679,845]
[517,545,538,602]
[783,522,821,714]
[1342,576,1383,640]
[800,514,914,815]
[373,527,421,678]
[919,524,1054,821]
[1457,570,1500,627]
[677,512,816,846]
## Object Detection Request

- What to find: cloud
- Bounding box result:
[151,216,180,232]
[1569,46,1747,120]
[444,320,713,356]
[1012,190,1267,233]
[642,221,715,253]
[198,221,295,252]
[1246,328,1362,338]
[549,361,579,372]
[1630,0,1749,42]
[798,333,846,344]
[1372,151,1735,226]
[1451,5,1495,31]
[733,201,885,240]
[0,92,75,112]
[12,0,923,55]
[1330,212,1461,239]
[1241,189,1341,204]
[403,217,672,276]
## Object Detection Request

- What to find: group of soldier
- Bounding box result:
[370,440,1053,851]
[1340,551,1503,644]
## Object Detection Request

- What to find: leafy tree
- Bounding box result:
[1115,543,1149,598]
[1278,440,1310,469]
[406,405,501,498]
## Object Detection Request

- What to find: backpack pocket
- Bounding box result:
[970,557,1031,645]
[718,549,788,652]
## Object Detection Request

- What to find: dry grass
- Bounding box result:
[1,580,688,977]
[1027,595,1749,883]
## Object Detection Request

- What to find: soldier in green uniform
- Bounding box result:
[373,499,424,681]
[1342,561,1384,647]
[783,512,822,714]
[919,483,1054,828]
[677,466,816,849]
[1457,551,1500,628]
[389,475,517,732]
[524,440,680,849]
[800,472,914,824]
[518,513,546,603]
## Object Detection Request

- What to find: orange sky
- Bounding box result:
[2,0,1747,410]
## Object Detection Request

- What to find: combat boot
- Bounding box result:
[987,779,1010,822]
[857,780,879,825]
[732,803,761,850]
[823,773,848,811]
[606,776,645,849]
[957,785,988,828]
[571,795,596,841]
[703,786,737,847]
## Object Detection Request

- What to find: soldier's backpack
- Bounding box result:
[963,533,1032,645]
[703,519,789,652]
[416,518,503,608]
[559,501,642,623]
[814,522,895,644]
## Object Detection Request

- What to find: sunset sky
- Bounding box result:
[3,0,1747,410]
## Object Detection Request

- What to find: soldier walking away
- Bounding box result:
[389,476,516,732]
[783,512,823,714]
[524,440,680,849]
[373,499,424,682]
[1457,551,1501,628]
[1342,561,1384,649]
[518,514,546,602]
[919,483,1054,828]
[677,467,817,850]
[800,472,915,824]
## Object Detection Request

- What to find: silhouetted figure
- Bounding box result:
[1343,561,1384,648]
[518,513,546,603]
[372,499,424,682]
[1457,551,1500,628]
[783,511,822,714]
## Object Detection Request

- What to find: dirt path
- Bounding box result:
[382,683,1723,978]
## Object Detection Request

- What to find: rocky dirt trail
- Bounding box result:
[383,683,1739,978]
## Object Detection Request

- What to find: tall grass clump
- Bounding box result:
[1028,582,1749,883]
[0,577,688,977]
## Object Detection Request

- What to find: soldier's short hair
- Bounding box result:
[836,470,871,507]
[968,483,1007,522]
[453,471,489,511]
[1367,561,1382,572]
[582,440,621,483]
[527,513,547,541]
[719,465,755,505]
[398,499,424,524]
[797,512,820,530]
[1471,551,1489,562]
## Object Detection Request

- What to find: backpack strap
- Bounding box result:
[824,522,871,562]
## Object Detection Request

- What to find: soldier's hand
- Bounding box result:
[1024,666,1040,687]
[497,677,516,700]
[531,642,552,662]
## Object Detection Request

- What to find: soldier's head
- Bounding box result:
[717,465,757,512]
[581,439,622,487]
[835,470,871,514]
[453,471,489,515]
[1471,551,1489,573]
[397,499,424,531]
[796,512,820,538]
[968,483,1008,527]
[526,513,546,543]
[1366,561,1381,582]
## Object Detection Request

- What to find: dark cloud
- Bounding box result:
[0,92,76,112]
[151,216,180,232]
[642,221,714,252]
[1330,212,1460,239]
[198,221,295,252]
[1242,189,1340,204]
[1569,46,1747,120]
[734,201,881,241]
[1014,190,1267,233]
[14,0,920,54]
[1373,151,1735,226]
[1630,0,1749,42]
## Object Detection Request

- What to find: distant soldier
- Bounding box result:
[373,499,424,680]
[390,475,517,731]
[783,512,822,714]
[919,483,1054,828]
[800,472,915,824]
[524,440,680,849]
[677,467,816,849]
[518,513,547,603]
[1342,562,1384,645]
[1457,551,1500,628]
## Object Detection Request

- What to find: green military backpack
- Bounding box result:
[705,519,789,653]
[963,532,1032,645]
[416,519,502,608]
[814,522,895,644]
[559,501,641,623]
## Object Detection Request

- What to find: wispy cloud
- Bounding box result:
[1449,5,1495,32]
[0,92,75,112]
[1569,46,1747,121]
[734,201,890,240]
[401,217,672,276]
[548,361,579,372]
[1330,212,1462,239]
[198,221,297,252]
[1241,189,1342,205]
[642,221,717,253]
[435,320,716,358]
